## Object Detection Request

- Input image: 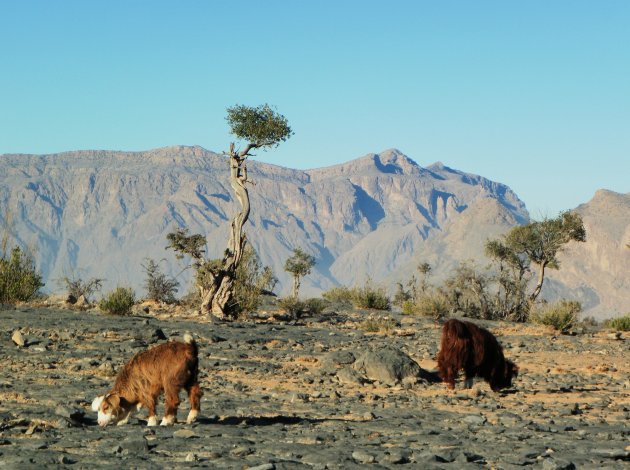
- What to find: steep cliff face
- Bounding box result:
[544,190,630,319]
[1,146,529,301]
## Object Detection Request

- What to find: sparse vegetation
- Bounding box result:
[0,246,45,304]
[360,313,399,333]
[350,279,391,311]
[58,276,103,304]
[99,287,136,316]
[605,315,630,332]
[277,296,328,319]
[233,246,278,316]
[323,280,390,311]
[530,300,581,332]
[322,286,354,305]
[403,292,450,320]
[142,258,179,304]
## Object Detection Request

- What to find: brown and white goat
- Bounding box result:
[91,334,201,427]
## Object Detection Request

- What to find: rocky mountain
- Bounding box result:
[543,190,630,320]
[0,146,528,298]
[2,145,626,319]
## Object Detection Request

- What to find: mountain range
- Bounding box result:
[0,146,627,319]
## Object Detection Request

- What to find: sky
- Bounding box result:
[1,0,629,216]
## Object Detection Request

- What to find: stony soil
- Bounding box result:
[0,303,628,469]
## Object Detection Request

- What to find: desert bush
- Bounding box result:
[322,286,354,304]
[58,276,103,303]
[277,296,306,317]
[303,297,328,315]
[403,292,450,320]
[277,296,328,318]
[142,258,179,304]
[605,315,630,332]
[99,287,136,316]
[531,300,581,332]
[392,282,412,307]
[360,313,399,333]
[350,279,391,311]
[233,246,278,315]
[0,246,44,303]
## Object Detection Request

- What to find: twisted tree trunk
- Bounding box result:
[200,143,252,320]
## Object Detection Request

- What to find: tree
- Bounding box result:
[142,258,179,304]
[284,247,316,297]
[167,104,292,319]
[486,211,585,308]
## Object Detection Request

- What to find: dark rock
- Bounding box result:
[353,347,423,385]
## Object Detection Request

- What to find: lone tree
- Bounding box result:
[486,211,586,307]
[167,104,292,319]
[284,247,316,298]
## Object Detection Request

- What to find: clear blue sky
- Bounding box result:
[1,0,628,216]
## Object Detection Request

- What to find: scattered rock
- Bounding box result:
[353,347,423,385]
[11,330,25,347]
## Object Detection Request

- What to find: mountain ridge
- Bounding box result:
[1,146,626,318]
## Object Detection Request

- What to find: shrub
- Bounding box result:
[99,287,136,316]
[58,276,103,303]
[360,313,399,333]
[277,296,306,318]
[350,279,391,311]
[531,300,581,332]
[142,258,179,304]
[605,315,630,332]
[303,297,328,315]
[233,246,277,315]
[322,286,354,304]
[0,246,44,303]
[403,292,450,320]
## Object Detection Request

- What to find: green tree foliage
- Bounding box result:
[284,247,316,297]
[499,211,585,301]
[226,104,293,149]
[142,258,179,304]
[0,246,44,303]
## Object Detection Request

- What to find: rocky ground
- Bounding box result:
[0,302,628,469]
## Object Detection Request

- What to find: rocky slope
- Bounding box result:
[0,304,628,468]
[0,146,528,297]
[544,190,630,320]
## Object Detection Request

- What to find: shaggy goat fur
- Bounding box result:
[437,319,518,392]
[92,334,201,426]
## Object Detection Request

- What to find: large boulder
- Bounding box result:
[353,347,424,386]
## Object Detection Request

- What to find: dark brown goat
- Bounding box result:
[437,319,518,392]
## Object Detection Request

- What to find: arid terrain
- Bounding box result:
[1,302,628,469]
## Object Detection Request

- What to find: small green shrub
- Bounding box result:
[0,246,44,303]
[322,286,354,304]
[350,280,391,311]
[99,287,136,316]
[402,292,450,320]
[360,313,399,333]
[303,297,328,315]
[277,296,306,318]
[531,300,581,332]
[605,315,630,332]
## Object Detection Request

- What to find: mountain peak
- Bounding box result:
[308,149,422,178]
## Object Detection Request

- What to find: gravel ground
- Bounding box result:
[1,304,628,469]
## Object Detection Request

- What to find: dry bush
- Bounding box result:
[531,300,581,332]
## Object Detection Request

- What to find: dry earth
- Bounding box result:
[0,301,628,469]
